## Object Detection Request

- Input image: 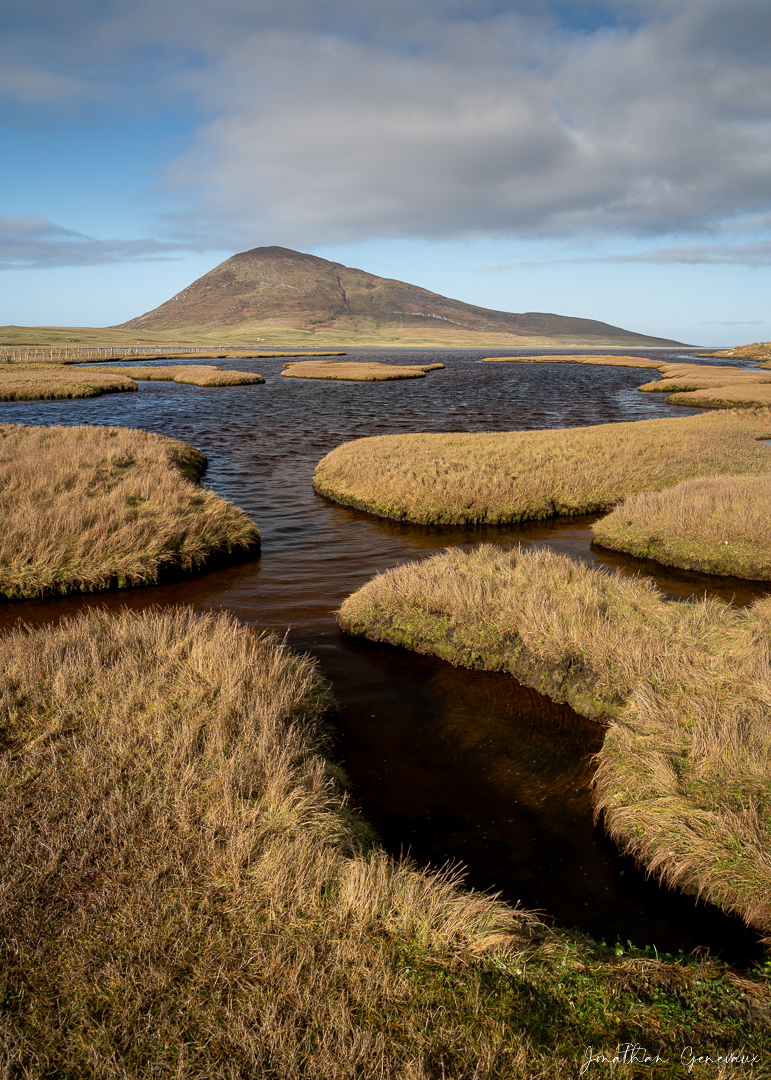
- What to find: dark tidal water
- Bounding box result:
[2,347,768,965]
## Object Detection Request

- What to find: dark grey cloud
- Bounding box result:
[0,216,186,268]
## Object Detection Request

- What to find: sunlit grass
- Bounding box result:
[0,423,259,598]
[339,544,771,942]
[2,605,768,1076]
[592,474,771,579]
[282,359,445,381]
[314,409,771,525]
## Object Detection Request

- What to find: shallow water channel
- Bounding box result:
[3,347,768,965]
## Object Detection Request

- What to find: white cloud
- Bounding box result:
[598,241,771,266]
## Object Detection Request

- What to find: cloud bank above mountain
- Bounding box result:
[2,0,770,266]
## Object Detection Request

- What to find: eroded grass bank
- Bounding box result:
[637,366,771,409]
[2,607,769,1078]
[313,409,771,525]
[338,545,771,942]
[592,475,771,579]
[0,424,259,598]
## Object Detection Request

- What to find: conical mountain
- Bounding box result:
[117,246,681,346]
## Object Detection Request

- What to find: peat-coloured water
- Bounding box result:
[2,348,767,963]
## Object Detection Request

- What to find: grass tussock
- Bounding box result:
[592,474,771,579]
[2,606,769,1078]
[313,408,771,525]
[0,365,137,401]
[87,364,265,386]
[282,360,444,381]
[0,423,259,599]
[338,545,771,940]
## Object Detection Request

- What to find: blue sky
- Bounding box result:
[1,0,770,344]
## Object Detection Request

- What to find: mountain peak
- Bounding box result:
[116,246,682,346]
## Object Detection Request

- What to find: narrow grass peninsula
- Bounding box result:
[592,475,771,579]
[87,363,265,386]
[0,365,137,401]
[282,359,444,381]
[483,353,664,369]
[2,606,768,1077]
[313,409,771,525]
[0,424,259,598]
[338,544,771,942]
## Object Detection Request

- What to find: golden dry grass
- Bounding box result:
[0,606,525,1075]
[0,424,259,598]
[637,364,771,408]
[338,544,771,940]
[592,475,771,579]
[0,365,137,401]
[698,340,771,364]
[313,409,771,525]
[281,360,444,381]
[2,605,768,1077]
[88,364,265,386]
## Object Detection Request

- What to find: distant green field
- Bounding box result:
[0,323,676,351]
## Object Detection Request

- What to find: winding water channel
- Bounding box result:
[3,348,768,965]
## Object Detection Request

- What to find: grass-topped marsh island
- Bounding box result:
[0,362,265,400]
[2,605,769,1077]
[338,544,771,943]
[592,475,771,580]
[85,363,265,386]
[282,359,445,380]
[313,408,771,526]
[0,423,259,598]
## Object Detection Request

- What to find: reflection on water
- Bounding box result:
[0,348,765,962]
